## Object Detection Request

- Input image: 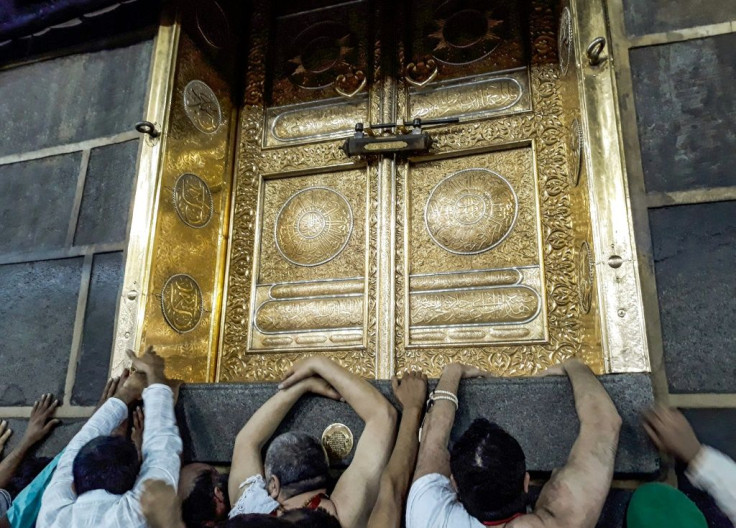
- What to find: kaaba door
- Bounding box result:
[118,0,651,382]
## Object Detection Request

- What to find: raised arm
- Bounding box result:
[280,357,397,527]
[413,363,487,481]
[531,359,621,528]
[0,395,59,489]
[367,372,427,528]
[229,375,340,504]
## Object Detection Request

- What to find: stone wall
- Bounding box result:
[0,39,152,436]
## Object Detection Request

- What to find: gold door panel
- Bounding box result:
[116,0,650,382]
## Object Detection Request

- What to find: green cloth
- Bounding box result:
[6,451,62,528]
[627,482,707,528]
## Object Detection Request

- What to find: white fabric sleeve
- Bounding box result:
[685,446,736,525]
[228,475,281,518]
[37,398,128,527]
[406,473,482,528]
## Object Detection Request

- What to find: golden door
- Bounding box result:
[116,0,650,382]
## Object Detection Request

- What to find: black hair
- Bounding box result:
[264,432,330,499]
[181,469,230,528]
[72,435,140,496]
[450,418,528,522]
[7,456,52,498]
[225,514,286,528]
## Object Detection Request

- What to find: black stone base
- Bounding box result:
[175,374,659,477]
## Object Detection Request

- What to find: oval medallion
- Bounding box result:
[577,241,593,314]
[173,173,214,228]
[195,0,230,50]
[161,274,203,333]
[275,187,353,267]
[569,118,584,186]
[183,80,222,134]
[425,168,518,255]
[558,7,572,77]
[321,423,354,461]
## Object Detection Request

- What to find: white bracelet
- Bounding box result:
[431,394,459,410]
[432,389,458,399]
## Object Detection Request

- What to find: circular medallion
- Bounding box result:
[287,21,355,90]
[428,0,503,65]
[173,173,214,228]
[161,274,203,333]
[321,423,354,461]
[558,7,572,76]
[577,241,593,314]
[275,187,353,267]
[569,118,584,186]
[425,169,518,255]
[183,80,222,134]
[195,0,230,50]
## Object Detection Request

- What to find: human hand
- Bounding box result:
[141,479,185,528]
[297,376,342,401]
[446,363,493,379]
[115,366,146,405]
[0,420,12,455]
[536,364,566,377]
[23,394,61,448]
[97,370,128,410]
[128,346,168,386]
[643,405,702,464]
[131,406,144,462]
[279,357,325,390]
[392,371,428,411]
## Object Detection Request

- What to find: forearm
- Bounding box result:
[564,360,620,428]
[310,358,391,423]
[414,365,462,479]
[0,441,31,489]
[383,407,422,491]
[235,385,305,448]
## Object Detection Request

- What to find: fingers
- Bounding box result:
[42,419,61,434]
[642,421,665,451]
[32,394,60,417]
[102,378,115,400]
[133,407,144,430]
[391,375,400,393]
[0,421,12,444]
[278,369,307,390]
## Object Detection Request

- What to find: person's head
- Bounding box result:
[263,432,330,501]
[72,436,140,496]
[626,483,707,528]
[179,463,230,528]
[450,418,529,523]
[226,509,341,528]
[7,456,52,498]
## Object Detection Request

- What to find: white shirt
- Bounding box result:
[229,475,280,518]
[37,384,182,528]
[686,446,736,524]
[406,474,485,528]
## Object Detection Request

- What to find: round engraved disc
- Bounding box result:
[161,274,203,333]
[577,241,593,314]
[425,168,518,255]
[183,80,222,134]
[275,188,353,267]
[321,423,354,461]
[558,7,572,76]
[195,0,230,50]
[569,118,584,186]
[173,173,214,228]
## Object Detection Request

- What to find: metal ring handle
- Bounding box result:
[586,37,606,66]
[135,121,161,138]
[334,72,367,98]
[405,59,439,88]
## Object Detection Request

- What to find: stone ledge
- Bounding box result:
[175,374,659,477]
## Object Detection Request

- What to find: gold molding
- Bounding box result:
[111,11,180,376]
[572,0,650,373]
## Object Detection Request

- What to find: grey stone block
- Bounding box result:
[175,374,659,476]
[630,34,736,193]
[681,408,736,462]
[71,252,124,406]
[622,0,736,37]
[74,141,139,246]
[650,201,736,393]
[0,153,81,255]
[0,257,83,405]
[1,419,85,459]
[0,40,152,157]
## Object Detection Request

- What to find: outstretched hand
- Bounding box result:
[279,357,322,390]
[392,371,427,411]
[643,405,702,464]
[0,421,12,455]
[23,394,61,447]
